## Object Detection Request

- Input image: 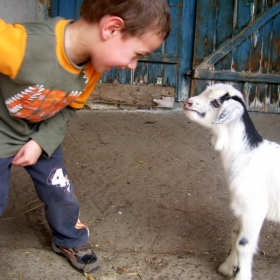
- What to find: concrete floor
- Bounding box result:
[1,109,280,280]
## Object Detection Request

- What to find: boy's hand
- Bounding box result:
[12,140,43,166]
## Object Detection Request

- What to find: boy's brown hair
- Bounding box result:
[80,0,171,40]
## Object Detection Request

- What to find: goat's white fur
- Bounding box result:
[184,83,280,280]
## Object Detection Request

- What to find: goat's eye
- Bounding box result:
[210,99,220,108]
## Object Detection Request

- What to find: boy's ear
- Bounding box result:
[100,16,124,40]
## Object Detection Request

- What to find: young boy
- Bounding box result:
[0,0,171,274]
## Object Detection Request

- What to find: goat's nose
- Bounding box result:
[185,99,192,108]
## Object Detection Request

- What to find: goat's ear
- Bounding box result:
[212,99,243,124]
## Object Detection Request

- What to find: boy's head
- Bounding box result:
[80,0,171,40]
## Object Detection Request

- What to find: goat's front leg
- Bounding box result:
[219,213,265,280]
[218,219,240,276]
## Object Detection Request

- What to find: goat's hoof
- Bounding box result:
[218,262,234,277]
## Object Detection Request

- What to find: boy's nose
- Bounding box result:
[127,59,138,70]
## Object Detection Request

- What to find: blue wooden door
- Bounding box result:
[51,0,197,107]
[191,0,280,113]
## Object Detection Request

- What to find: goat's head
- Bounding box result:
[184,83,245,129]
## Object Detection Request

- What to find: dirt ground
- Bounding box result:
[1,109,280,280]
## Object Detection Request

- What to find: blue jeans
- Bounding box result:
[0,146,89,248]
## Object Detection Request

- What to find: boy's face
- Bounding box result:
[91,32,163,73]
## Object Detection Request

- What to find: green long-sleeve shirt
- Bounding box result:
[0,17,102,158]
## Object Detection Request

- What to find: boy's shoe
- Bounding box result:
[52,241,100,273]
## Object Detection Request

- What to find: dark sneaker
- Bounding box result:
[52,241,100,273]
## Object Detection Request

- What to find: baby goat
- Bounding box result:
[184,83,280,280]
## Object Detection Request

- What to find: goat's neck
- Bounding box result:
[212,122,250,154]
[211,112,263,162]
[211,123,247,177]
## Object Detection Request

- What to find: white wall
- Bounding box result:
[0,0,39,23]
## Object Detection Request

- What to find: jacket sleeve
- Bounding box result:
[0,19,26,78]
[30,106,76,158]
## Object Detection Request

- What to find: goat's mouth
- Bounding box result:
[184,108,200,114]
[184,108,196,112]
[184,108,205,118]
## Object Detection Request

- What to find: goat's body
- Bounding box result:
[218,127,280,222]
[184,84,280,280]
[214,127,280,280]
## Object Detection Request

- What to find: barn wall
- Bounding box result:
[0,0,50,23]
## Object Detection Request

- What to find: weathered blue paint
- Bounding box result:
[192,0,280,113]
[52,0,83,19]
[234,1,256,107]
[177,0,197,103]
[194,70,280,83]
[215,1,234,70]
[193,2,280,70]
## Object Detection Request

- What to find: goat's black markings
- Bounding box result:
[219,92,231,103]
[233,266,240,277]
[199,112,206,118]
[229,95,263,149]
[239,237,249,246]
[210,93,230,108]
[210,99,220,108]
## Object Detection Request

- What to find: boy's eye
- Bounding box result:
[136,52,151,57]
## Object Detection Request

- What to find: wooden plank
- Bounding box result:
[168,0,181,5]
[190,80,209,98]
[232,0,253,72]
[193,69,280,83]
[255,83,266,112]
[194,1,280,70]
[193,0,217,66]
[214,0,234,71]
[117,68,128,84]
[255,0,273,18]
[89,84,175,107]
[191,0,216,98]
[243,82,258,108]
[177,0,197,101]
[133,62,148,85]
[147,63,164,85]
[163,64,177,87]
[233,0,253,35]
[75,0,83,19]
[51,0,60,17]
[165,6,180,55]
[52,0,83,19]
[101,67,118,83]
[270,12,280,72]
[139,53,178,64]
[270,84,280,112]
[250,25,264,72]
[58,0,76,19]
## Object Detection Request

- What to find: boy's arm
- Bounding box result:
[0,19,26,78]
[12,105,75,165]
[12,140,43,166]
[31,106,76,158]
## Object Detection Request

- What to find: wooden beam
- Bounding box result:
[89,83,175,107]
[139,53,178,64]
[193,69,280,84]
[194,2,280,70]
